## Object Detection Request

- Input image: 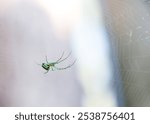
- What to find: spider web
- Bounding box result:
[103,0,150,106]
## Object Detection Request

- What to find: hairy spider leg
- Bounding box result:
[57,51,72,64]
[55,60,76,70]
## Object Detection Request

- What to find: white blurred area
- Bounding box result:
[6,0,150,107]
[71,0,117,106]
[0,0,118,106]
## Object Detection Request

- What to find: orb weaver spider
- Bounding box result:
[40,52,76,73]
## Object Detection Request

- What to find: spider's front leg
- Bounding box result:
[56,51,64,63]
[57,52,72,64]
[55,60,76,70]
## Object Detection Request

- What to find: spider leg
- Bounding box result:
[36,63,42,66]
[51,66,54,71]
[44,70,49,74]
[45,56,49,63]
[35,61,42,66]
[57,51,72,64]
[56,51,65,63]
[55,60,76,70]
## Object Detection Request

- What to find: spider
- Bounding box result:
[40,52,76,73]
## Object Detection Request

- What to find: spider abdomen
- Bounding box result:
[42,63,50,70]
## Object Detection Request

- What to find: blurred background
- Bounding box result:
[0,0,150,106]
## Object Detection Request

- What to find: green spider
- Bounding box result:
[40,52,76,73]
